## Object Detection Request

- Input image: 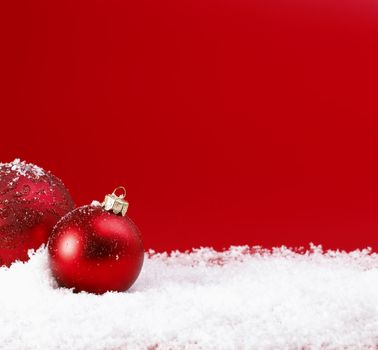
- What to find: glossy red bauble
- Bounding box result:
[48,205,144,294]
[0,159,74,266]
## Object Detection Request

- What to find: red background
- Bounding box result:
[1,0,378,252]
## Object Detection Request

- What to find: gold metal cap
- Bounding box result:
[102,186,129,216]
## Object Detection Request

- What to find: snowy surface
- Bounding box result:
[0,159,45,179]
[1,246,378,349]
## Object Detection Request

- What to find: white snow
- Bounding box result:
[1,245,378,349]
[0,159,46,179]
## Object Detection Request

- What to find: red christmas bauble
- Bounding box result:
[0,159,74,266]
[48,193,144,294]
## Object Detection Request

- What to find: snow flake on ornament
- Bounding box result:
[0,158,45,180]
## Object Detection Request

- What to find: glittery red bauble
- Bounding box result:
[0,159,75,266]
[48,205,144,294]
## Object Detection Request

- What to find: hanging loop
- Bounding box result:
[112,186,126,199]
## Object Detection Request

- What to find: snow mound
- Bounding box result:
[1,246,378,349]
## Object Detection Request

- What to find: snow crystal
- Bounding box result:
[0,159,46,179]
[1,246,378,349]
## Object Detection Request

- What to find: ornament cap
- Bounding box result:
[102,186,129,216]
